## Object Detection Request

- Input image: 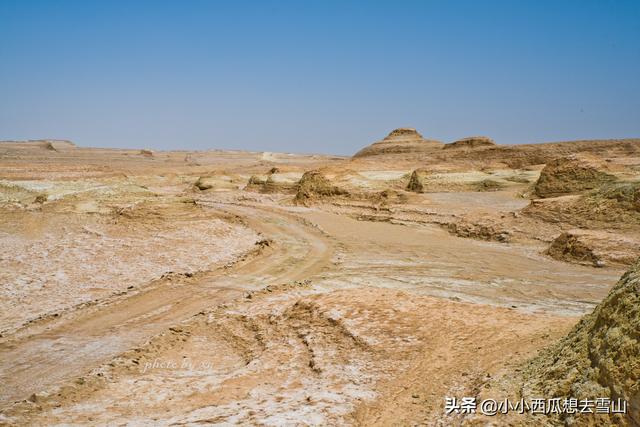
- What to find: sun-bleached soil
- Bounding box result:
[0,199,259,334]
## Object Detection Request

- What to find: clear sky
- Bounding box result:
[1,0,639,155]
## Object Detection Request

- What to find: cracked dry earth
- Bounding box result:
[0,144,631,426]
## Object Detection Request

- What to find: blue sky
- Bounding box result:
[1,0,639,155]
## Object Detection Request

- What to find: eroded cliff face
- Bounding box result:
[522,259,640,426]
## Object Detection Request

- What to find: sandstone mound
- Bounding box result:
[573,182,640,226]
[0,140,75,152]
[522,259,640,425]
[369,189,409,206]
[194,176,214,191]
[47,140,76,150]
[534,154,617,198]
[446,217,512,242]
[406,169,430,192]
[525,182,640,230]
[353,128,443,158]
[244,175,267,191]
[547,230,640,267]
[43,141,57,151]
[0,181,47,206]
[386,128,423,139]
[473,178,505,192]
[443,136,495,149]
[245,173,297,194]
[443,139,640,169]
[406,169,511,193]
[194,174,241,192]
[294,170,348,204]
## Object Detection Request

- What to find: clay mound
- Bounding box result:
[194,176,215,191]
[0,181,46,205]
[524,182,640,230]
[244,173,298,194]
[597,181,640,209]
[572,182,640,225]
[244,175,276,193]
[473,178,505,192]
[43,141,57,151]
[369,189,409,205]
[294,170,348,204]
[443,136,495,150]
[40,140,76,151]
[353,128,443,158]
[446,217,512,242]
[194,174,242,192]
[384,128,424,140]
[244,175,267,191]
[444,138,640,169]
[522,259,640,425]
[406,169,430,192]
[0,140,75,153]
[534,154,617,198]
[47,140,75,150]
[547,230,640,267]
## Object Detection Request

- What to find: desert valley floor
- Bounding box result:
[0,130,638,426]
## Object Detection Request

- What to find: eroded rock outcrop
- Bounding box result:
[443,136,495,150]
[525,182,640,230]
[406,169,430,192]
[522,259,640,425]
[294,170,348,204]
[534,155,617,198]
[353,128,443,158]
[547,230,640,267]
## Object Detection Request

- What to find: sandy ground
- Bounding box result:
[0,201,259,333]
[0,140,637,425]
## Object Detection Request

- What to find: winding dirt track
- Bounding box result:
[0,199,622,424]
[0,204,334,407]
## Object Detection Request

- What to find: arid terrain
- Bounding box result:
[1,131,639,426]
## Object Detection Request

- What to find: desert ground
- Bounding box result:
[0,130,638,426]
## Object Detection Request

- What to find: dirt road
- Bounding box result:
[0,204,334,407]
[0,200,623,424]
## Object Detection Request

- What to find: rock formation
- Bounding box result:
[353,128,443,158]
[523,259,640,425]
[406,169,430,192]
[547,230,640,267]
[294,170,348,204]
[534,154,617,198]
[443,136,495,149]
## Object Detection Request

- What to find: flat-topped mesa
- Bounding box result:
[444,136,495,149]
[0,139,76,151]
[383,128,423,140]
[353,128,443,158]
